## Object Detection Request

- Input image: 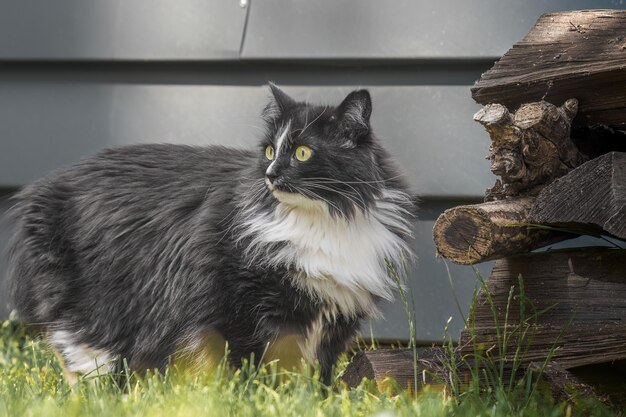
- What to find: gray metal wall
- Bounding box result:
[1,0,623,343]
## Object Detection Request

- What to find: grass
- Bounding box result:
[0,321,617,416]
[0,268,618,417]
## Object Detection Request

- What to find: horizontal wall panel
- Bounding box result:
[2,1,624,61]
[0,61,491,86]
[242,0,626,59]
[0,84,495,197]
[0,0,247,60]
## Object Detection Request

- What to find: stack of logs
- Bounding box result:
[343,10,626,408]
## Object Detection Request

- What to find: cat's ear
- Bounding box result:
[267,82,297,114]
[333,90,372,145]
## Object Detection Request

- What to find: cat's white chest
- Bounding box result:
[242,198,410,316]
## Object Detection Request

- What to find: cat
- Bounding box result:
[7,84,416,384]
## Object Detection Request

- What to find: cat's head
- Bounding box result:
[257,84,401,219]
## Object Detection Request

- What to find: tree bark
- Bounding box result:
[474,99,585,201]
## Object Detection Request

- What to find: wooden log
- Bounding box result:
[458,248,626,369]
[529,151,626,240]
[344,250,626,399]
[568,361,626,410]
[342,352,624,410]
[341,347,449,390]
[528,362,600,404]
[432,197,572,265]
[472,10,626,130]
[343,351,607,404]
[474,99,585,201]
[342,347,532,392]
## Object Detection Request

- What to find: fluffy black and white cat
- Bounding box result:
[7,85,416,384]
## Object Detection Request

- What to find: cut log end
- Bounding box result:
[473,103,510,126]
[433,206,496,265]
[341,351,375,388]
[432,198,570,265]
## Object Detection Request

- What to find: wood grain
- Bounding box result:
[343,249,626,397]
[459,248,626,368]
[529,151,626,240]
[432,198,572,265]
[341,347,449,389]
[471,10,626,129]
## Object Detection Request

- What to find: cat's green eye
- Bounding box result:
[265,145,275,161]
[295,146,312,162]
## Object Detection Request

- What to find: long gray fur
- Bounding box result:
[7,85,416,384]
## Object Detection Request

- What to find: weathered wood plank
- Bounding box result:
[459,248,626,368]
[432,198,573,265]
[343,249,626,394]
[471,10,626,129]
[529,151,626,240]
[342,348,622,404]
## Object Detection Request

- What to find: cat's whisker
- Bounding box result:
[245,124,266,133]
[311,185,366,211]
[303,178,380,193]
[304,174,404,185]
[302,181,359,197]
[302,183,367,213]
[294,107,327,138]
[238,177,266,184]
[294,186,344,215]
[304,178,371,205]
